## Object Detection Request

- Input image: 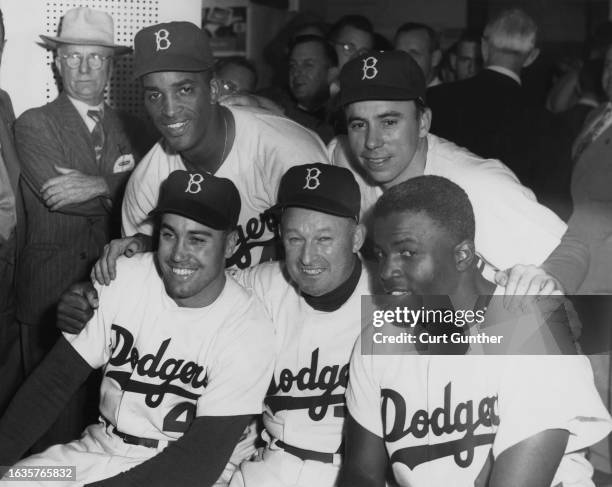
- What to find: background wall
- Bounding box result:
[0,0,609,116]
[0,0,200,117]
[302,0,467,43]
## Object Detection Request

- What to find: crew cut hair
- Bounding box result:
[373,175,475,243]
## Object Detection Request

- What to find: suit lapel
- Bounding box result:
[0,94,19,193]
[55,93,98,174]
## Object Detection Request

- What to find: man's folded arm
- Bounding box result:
[15,114,109,217]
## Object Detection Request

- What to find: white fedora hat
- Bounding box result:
[40,7,131,54]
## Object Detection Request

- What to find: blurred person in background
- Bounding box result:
[215,56,258,94]
[394,22,443,87]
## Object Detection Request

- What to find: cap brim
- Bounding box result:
[39,35,132,54]
[267,196,358,221]
[339,85,424,106]
[149,200,232,231]
[133,54,215,80]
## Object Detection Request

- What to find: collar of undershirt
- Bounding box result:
[302,256,362,312]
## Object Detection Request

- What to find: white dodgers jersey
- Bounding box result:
[235,261,371,453]
[64,253,275,441]
[348,351,612,486]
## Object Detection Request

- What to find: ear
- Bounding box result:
[327,66,340,86]
[449,52,457,70]
[54,55,62,75]
[454,239,476,271]
[481,39,489,64]
[418,106,432,137]
[106,61,114,83]
[352,223,367,253]
[224,230,239,259]
[209,77,221,104]
[431,49,442,69]
[523,47,540,68]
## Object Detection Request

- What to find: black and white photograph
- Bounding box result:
[0,0,611,486]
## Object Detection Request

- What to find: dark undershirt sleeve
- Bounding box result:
[84,414,253,487]
[0,336,93,467]
[541,230,589,293]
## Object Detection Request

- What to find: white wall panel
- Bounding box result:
[1,0,201,116]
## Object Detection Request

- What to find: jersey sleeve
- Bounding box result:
[229,262,282,314]
[459,158,567,270]
[121,144,164,237]
[493,355,612,459]
[346,336,385,438]
[195,297,275,417]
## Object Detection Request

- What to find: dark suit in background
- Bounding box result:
[0,88,24,417]
[15,92,137,449]
[428,68,573,220]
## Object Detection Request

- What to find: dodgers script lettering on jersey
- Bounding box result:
[106,324,207,433]
[383,382,499,470]
[266,348,349,421]
[227,213,278,269]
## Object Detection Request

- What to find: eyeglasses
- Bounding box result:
[59,52,112,70]
[218,79,239,96]
[334,41,357,54]
[333,42,369,59]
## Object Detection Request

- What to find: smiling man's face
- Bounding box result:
[157,213,233,308]
[281,207,360,297]
[373,209,460,296]
[345,99,430,188]
[143,70,213,154]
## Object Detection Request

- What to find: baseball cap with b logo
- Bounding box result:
[269,163,361,221]
[133,21,215,79]
[338,50,426,106]
[149,170,241,230]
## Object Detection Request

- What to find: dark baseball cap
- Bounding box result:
[133,21,215,79]
[149,170,241,231]
[269,163,361,221]
[338,50,426,106]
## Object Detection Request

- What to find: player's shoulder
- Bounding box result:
[249,261,289,287]
[231,105,326,149]
[427,134,523,188]
[114,252,158,282]
[216,275,275,342]
[223,273,275,319]
[131,139,178,177]
[98,253,160,299]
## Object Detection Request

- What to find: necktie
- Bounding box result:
[573,102,612,161]
[87,109,105,163]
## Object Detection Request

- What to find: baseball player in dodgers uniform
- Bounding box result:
[229,164,369,487]
[58,163,371,486]
[329,50,588,296]
[118,21,328,272]
[340,176,612,487]
[0,171,274,487]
